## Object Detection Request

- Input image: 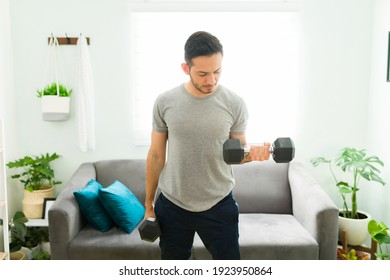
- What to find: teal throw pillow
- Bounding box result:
[99,180,145,234]
[73,179,114,232]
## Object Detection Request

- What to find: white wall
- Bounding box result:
[8,0,148,208]
[4,0,389,228]
[365,0,390,224]
[299,0,374,200]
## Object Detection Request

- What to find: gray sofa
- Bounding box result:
[48,159,338,260]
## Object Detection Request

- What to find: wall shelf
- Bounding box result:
[26,219,48,227]
[47,36,90,45]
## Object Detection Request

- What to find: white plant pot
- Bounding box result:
[338,210,371,246]
[41,241,51,255]
[41,95,70,121]
[20,244,41,260]
[20,247,32,260]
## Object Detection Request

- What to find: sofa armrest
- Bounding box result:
[48,162,96,259]
[288,161,339,260]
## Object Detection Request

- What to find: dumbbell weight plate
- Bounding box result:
[223,139,244,164]
[138,217,161,242]
[272,137,295,163]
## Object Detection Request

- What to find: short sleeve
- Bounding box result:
[152,96,168,133]
[230,97,248,135]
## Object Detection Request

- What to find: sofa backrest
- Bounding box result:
[232,161,292,214]
[94,159,147,205]
[93,159,292,215]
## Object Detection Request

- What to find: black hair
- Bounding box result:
[184,31,223,67]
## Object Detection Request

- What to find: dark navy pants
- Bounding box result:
[154,192,240,260]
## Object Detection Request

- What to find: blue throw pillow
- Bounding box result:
[98,180,145,234]
[73,179,114,232]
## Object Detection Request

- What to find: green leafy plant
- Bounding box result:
[311,147,385,219]
[32,249,51,260]
[368,220,390,260]
[23,227,49,249]
[0,211,28,252]
[337,248,369,260]
[36,83,72,98]
[6,153,61,192]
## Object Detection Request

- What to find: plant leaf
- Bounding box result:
[9,242,21,253]
[339,186,352,194]
[310,157,330,167]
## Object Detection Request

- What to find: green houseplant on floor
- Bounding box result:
[311,147,386,245]
[0,211,28,253]
[6,153,61,218]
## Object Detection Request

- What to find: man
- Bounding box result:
[144,31,270,260]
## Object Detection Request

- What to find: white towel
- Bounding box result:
[76,35,95,151]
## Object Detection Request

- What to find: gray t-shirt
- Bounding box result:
[152,84,248,212]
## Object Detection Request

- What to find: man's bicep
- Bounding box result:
[230,134,247,147]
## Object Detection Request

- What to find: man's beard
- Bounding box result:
[190,77,217,95]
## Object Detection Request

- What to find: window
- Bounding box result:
[130,3,302,145]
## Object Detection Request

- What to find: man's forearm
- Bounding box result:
[145,154,165,211]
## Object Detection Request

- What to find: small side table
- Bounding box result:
[25,219,48,227]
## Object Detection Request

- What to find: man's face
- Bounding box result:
[183,52,222,96]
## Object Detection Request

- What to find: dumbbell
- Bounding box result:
[223,137,295,164]
[138,217,161,242]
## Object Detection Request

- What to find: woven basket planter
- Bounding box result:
[22,185,54,219]
[10,251,26,260]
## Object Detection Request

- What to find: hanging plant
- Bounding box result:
[38,83,72,121]
[38,36,72,121]
[37,83,72,98]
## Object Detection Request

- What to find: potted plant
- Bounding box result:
[32,249,51,260]
[311,147,386,245]
[6,153,61,218]
[0,211,28,259]
[336,247,369,260]
[37,82,72,121]
[20,226,50,259]
[368,220,390,260]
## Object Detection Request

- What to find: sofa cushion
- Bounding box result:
[73,179,114,232]
[99,180,145,234]
[94,159,146,203]
[192,213,319,260]
[68,224,161,260]
[232,162,292,214]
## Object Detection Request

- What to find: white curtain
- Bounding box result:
[76,35,95,152]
